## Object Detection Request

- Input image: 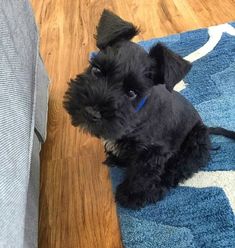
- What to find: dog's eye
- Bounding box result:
[127,90,137,100]
[91,66,102,77]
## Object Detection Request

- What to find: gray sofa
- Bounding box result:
[0,1,49,247]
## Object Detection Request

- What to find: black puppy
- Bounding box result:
[64,10,235,209]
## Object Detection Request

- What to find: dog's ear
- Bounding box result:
[149,43,192,91]
[95,9,139,49]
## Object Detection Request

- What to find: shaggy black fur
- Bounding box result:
[64,10,235,209]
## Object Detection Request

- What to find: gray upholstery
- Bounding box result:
[0,1,49,247]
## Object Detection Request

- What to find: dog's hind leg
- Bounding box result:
[115,123,211,209]
[162,122,211,188]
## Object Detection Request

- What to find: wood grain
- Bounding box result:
[30,1,235,247]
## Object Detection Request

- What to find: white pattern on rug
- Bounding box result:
[180,171,235,213]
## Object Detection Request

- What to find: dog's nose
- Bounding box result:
[85,106,101,120]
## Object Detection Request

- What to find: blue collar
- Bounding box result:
[134,95,148,113]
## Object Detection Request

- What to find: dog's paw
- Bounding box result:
[115,181,147,209]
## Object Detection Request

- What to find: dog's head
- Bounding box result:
[64,10,191,140]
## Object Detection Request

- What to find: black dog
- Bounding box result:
[64,10,235,209]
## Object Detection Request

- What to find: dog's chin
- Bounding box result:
[90,127,125,141]
[76,120,124,141]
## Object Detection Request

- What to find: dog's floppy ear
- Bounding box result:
[149,43,192,91]
[95,9,139,49]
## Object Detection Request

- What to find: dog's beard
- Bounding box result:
[78,115,126,140]
[79,109,139,140]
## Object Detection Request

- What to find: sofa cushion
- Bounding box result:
[0,1,49,247]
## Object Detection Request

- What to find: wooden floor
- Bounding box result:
[30,1,235,247]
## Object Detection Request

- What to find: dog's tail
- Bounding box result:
[208,127,235,140]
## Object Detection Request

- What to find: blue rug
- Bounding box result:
[110,23,235,248]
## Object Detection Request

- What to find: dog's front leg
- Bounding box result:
[115,153,168,209]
